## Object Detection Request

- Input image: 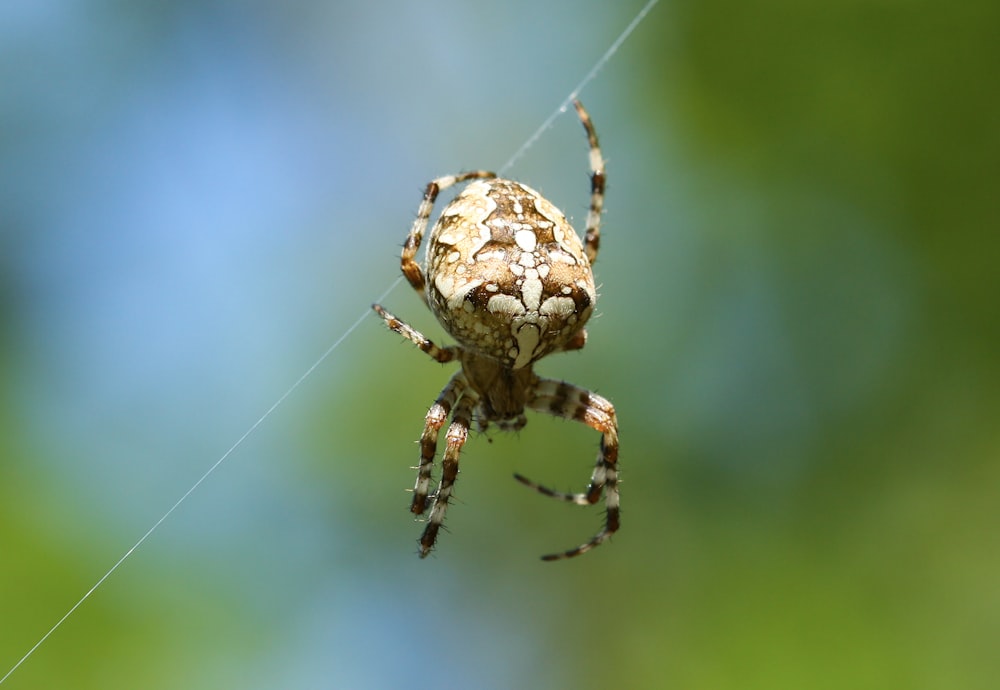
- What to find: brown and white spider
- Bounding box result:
[372,100,618,561]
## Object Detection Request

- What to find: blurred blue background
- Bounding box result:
[2,1,998,688]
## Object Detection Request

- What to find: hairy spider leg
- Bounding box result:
[419,390,478,557]
[399,170,496,299]
[516,378,620,560]
[412,372,467,514]
[572,99,605,266]
[371,304,457,364]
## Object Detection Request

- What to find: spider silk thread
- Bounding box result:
[0,0,660,683]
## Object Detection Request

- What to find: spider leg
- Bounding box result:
[412,372,467,515]
[519,377,619,561]
[572,99,605,266]
[419,389,478,558]
[372,304,457,363]
[401,170,496,299]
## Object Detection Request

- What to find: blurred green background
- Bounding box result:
[2,1,997,688]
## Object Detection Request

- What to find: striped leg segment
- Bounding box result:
[372,304,457,363]
[412,372,467,515]
[419,391,477,558]
[572,99,605,266]
[400,170,496,297]
[519,378,619,561]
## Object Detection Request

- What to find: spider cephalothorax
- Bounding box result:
[373,100,619,560]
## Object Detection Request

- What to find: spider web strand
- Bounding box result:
[0,277,403,685]
[1,0,662,679]
[499,0,660,175]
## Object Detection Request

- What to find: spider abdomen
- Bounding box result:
[426,179,596,369]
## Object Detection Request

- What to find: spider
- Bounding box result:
[372,99,618,561]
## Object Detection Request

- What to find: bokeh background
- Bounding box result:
[2,0,997,688]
